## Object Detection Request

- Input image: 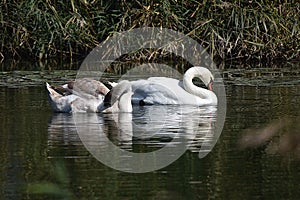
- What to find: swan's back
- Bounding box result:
[131,76,217,106]
[131,77,191,105]
[72,78,110,97]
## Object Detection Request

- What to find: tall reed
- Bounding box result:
[1,0,299,65]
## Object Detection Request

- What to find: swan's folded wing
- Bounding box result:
[72,78,110,97]
[131,80,180,104]
[130,78,212,105]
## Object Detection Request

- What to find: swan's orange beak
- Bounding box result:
[208,82,213,91]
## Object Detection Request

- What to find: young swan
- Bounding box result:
[46,79,133,113]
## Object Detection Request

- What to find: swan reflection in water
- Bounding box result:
[47,105,217,158]
[239,117,300,159]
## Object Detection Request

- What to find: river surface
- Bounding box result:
[1,63,300,199]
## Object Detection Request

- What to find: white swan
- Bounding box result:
[46,79,133,113]
[130,66,217,106]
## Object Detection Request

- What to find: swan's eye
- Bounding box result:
[192,77,206,88]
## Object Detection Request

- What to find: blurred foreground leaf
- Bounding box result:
[27,183,72,197]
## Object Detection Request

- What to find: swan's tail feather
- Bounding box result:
[46,82,67,112]
[46,82,62,99]
[46,82,56,112]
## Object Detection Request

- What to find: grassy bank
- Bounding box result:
[1,0,299,64]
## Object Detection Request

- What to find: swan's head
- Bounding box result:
[184,66,214,91]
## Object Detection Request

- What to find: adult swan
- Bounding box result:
[130,66,218,106]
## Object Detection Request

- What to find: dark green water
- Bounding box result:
[1,70,300,199]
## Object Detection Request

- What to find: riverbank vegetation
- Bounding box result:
[1,0,299,65]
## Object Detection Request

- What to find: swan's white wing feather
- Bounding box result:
[131,77,216,105]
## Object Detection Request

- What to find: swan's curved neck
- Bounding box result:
[183,67,212,99]
[118,92,133,112]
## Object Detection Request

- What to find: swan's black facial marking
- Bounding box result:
[192,77,214,90]
[192,77,206,89]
